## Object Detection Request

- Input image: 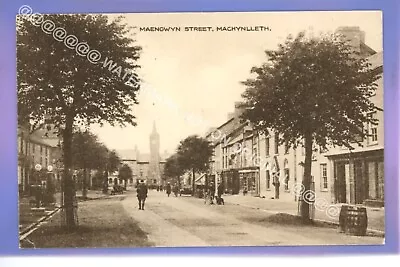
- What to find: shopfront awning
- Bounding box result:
[324,145,383,158]
[195,173,206,185]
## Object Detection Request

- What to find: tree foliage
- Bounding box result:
[107,150,121,173]
[17,14,142,130]
[176,135,213,194]
[164,154,184,186]
[71,130,101,170]
[118,164,133,189]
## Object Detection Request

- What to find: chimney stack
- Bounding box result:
[335,26,365,53]
[234,101,245,118]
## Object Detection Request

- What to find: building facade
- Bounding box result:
[17,124,62,196]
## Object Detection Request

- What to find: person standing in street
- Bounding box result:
[166,182,172,197]
[173,183,179,197]
[217,182,225,205]
[208,182,215,204]
[137,180,148,210]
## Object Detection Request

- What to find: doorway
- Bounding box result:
[335,162,347,203]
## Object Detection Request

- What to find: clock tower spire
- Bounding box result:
[149,121,160,186]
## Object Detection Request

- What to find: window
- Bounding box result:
[265,137,270,156]
[274,134,279,154]
[367,112,378,145]
[371,127,378,142]
[40,146,43,154]
[320,163,328,190]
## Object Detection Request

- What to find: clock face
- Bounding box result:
[151,139,157,145]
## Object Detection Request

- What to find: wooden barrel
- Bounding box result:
[345,206,368,236]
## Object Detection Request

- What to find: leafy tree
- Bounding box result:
[17,14,141,230]
[164,154,184,190]
[71,130,102,199]
[118,164,133,190]
[103,150,121,192]
[176,135,214,195]
[240,31,381,223]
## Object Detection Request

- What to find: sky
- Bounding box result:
[89,11,383,156]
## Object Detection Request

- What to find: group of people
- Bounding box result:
[136,180,225,210]
[204,182,224,205]
[165,182,179,197]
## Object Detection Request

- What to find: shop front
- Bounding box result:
[327,148,384,207]
[221,169,240,194]
[239,167,260,196]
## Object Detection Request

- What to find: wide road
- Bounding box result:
[122,190,384,247]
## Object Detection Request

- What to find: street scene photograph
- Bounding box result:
[16,9,384,248]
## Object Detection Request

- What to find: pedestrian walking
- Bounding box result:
[216,182,224,205]
[166,182,171,197]
[208,182,215,205]
[173,183,179,197]
[137,180,148,210]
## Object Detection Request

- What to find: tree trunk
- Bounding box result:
[177,176,181,190]
[192,169,196,196]
[82,167,87,199]
[103,168,109,193]
[274,181,280,199]
[63,116,76,230]
[301,131,313,224]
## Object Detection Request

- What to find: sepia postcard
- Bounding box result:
[16,9,385,249]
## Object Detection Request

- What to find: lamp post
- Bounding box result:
[34,164,42,207]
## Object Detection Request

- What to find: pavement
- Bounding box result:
[222,194,385,233]
[19,190,109,236]
[121,190,384,247]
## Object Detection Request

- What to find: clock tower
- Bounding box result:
[148,121,161,185]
